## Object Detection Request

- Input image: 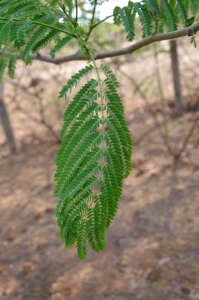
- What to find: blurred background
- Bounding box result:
[0,14,199,300]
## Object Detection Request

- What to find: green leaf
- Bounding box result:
[8,54,17,79]
[163,0,178,31]
[49,35,74,58]
[113,6,121,25]
[0,57,6,82]
[119,6,135,41]
[59,65,94,98]
[32,28,59,52]
[0,20,12,48]
[134,3,152,38]
[144,0,160,15]
[64,0,73,16]
[186,16,195,27]
[77,219,88,260]
[17,21,32,47]
[22,18,57,60]
[55,65,132,259]
[176,0,187,27]
[189,0,199,15]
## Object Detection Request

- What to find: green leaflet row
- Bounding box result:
[55,64,132,259]
[114,0,199,40]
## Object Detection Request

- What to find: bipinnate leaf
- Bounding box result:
[55,65,132,259]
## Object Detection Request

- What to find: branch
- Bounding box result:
[1,22,199,64]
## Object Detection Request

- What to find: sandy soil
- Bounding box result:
[1,38,199,300]
[1,107,199,300]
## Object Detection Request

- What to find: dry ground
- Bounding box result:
[1,109,199,300]
[1,39,199,300]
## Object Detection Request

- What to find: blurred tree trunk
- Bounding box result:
[0,82,17,154]
[170,40,183,114]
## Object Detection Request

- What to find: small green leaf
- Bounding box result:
[8,54,17,79]
[0,57,7,82]
[186,16,195,27]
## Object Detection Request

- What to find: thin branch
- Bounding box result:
[7,78,60,141]
[86,0,98,41]
[87,8,119,33]
[91,14,114,30]
[1,22,199,64]
[176,113,199,159]
[57,1,77,27]
[0,17,76,38]
[119,68,173,154]
[75,0,78,23]
[51,8,71,22]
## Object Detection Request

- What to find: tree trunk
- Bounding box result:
[0,83,17,154]
[170,40,183,114]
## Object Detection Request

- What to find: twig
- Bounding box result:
[75,0,78,23]
[119,68,173,154]
[57,1,77,27]
[134,122,165,145]
[176,113,199,159]
[0,17,76,38]
[86,0,98,42]
[7,77,60,141]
